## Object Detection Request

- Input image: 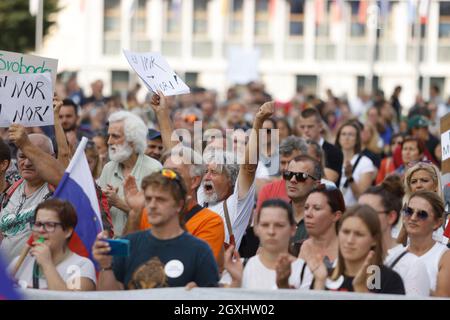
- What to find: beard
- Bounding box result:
[109,142,134,163]
[201,180,219,205]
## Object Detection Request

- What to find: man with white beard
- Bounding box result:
[97,111,162,235]
[198,101,274,250]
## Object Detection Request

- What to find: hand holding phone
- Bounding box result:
[103,239,130,257]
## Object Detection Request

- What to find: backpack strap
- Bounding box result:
[389,250,409,269]
[300,262,307,285]
[343,153,363,188]
[1,178,24,209]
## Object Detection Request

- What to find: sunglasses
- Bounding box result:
[402,206,429,220]
[406,160,434,168]
[282,171,317,182]
[161,168,186,193]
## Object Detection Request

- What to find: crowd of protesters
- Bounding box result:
[0,73,449,297]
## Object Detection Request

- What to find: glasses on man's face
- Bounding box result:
[30,221,63,233]
[282,171,317,182]
[402,206,429,220]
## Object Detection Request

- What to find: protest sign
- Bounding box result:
[0,72,54,127]
[123,50,190,96]
[226,47,260,85]
[0,50,58,86]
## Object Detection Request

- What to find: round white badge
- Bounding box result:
[164,260,184,278]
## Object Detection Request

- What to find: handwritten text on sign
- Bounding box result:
[442,129,450,162]
[0,73,54,127]
[123,50,190,96]
[0,50,58,86]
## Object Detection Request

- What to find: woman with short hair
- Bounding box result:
[10,199,96,291]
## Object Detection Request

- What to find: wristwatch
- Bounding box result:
[100,266,113,272]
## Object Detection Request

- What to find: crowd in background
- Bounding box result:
[1,72,450,297]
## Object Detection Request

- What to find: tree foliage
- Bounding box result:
[0,0,60,53]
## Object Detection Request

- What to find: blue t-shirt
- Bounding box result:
[112,230,219,289]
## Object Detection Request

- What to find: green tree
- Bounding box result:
[0,0,60,53]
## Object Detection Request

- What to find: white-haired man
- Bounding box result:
[199,102,274,250]
[0,124,65,263]
[97,111,162,236]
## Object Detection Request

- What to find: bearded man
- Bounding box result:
[97,111,162,235]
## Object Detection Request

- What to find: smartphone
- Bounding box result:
[103,239,130,257]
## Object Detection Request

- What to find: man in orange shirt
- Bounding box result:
[123,147,225,264]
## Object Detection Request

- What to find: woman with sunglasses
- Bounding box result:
[10,199,96,290]
[397,162,447,245]
[276,184,345,289]
[403,191,450,297]
[335,121,376,206]
[308,204,405,294]
[359,177,431,296]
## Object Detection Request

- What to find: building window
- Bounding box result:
[103,0,121,55]
[289,0,305,36]
[439,2,450,38]
[131,0,151,52]
[296,75,317,95]
[166,0,182,35]
[228,0,244,37]
[111,71,129,100]
[349,1,366,38]
[193,0,208,35]
[254,0,269,37]
[184,72,198,87]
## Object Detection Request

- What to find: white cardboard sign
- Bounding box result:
[442,129,450,162]
[226,47,260,85]
[0,50,58,86]
[123,50,190,96]
[0,72,54,127]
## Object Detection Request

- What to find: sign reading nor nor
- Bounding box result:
[0,72,54,127]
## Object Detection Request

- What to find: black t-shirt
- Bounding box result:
[321,265,405,295]
[112,230,219,289]
[322,141,343,184]
[425,134,440,164]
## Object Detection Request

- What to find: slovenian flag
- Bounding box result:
[0,253,21,300]
[53,137,103,267]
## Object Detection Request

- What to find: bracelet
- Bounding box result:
[100,266,113,272]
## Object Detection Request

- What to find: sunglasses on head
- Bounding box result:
[282,171,317,182]
[402,206,429,220]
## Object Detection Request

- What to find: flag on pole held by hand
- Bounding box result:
[52,137,103,267]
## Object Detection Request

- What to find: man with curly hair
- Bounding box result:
[97,111,162,236]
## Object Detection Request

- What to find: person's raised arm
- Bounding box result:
[122,175,145,235]
[238,101,274,199]
[53,95,72,168]
[8,124,64,186]
[150,91,177,151]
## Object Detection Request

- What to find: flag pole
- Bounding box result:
[35,0,44,53]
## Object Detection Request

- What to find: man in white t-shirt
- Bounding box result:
[198,101,274,250]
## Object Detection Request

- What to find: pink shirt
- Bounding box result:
[256,179,290,213]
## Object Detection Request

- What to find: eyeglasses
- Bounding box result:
[30,221,63,233]
[282,171,317,182]
[402,206,429,220]
[406,160,434,168]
